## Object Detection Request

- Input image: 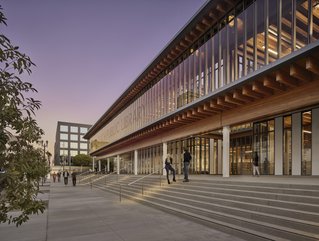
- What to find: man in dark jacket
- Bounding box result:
[183,148,191,182]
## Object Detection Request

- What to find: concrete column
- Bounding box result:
[209,139,215,174]
[98,160,101,172]
[107,158,110,172]
[275,117,283,175]
[312,108,319,175]
[222,126,230,177]
[134,150,138,175]
[116,155,120,175]
[217,139,222,175]
[163,142,167,176]
[292,112,302,175]
[92,156,95,172]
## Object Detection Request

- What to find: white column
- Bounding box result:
[312,108,319,175]
[134,150,138,175]
[92,156,95,172]
[209,139,215,174]
[292,112,302,175]
[217,139,222,175]
[275,117,283,175]
[107,158,110,172]
[116,155,120,175]
[222,126,230,177]
[98,160,101,172]
[163,142,167,176]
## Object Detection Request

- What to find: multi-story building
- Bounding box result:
[84,0,319,177]
[54,121,91,166]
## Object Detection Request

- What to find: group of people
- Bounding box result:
[164,148,192,184]
[52,170,77,186]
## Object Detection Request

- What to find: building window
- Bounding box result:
[70,134,78,141]
[70,142,78,149]
[80,150,88,154]
[60,125,68,132]
[70,150,78,157]
[80,143,88,150]
[70,126,78,133]
[80,127,88,134]
[60,141,68,148]
[60,149,68,156]
[60,133,68,140]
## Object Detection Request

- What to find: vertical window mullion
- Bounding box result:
[308,0,313,43]
[265,0,269,65]
[292,0,296,51]
[253,1,258,71]
[243,10,247,76]
[278,0,282,58]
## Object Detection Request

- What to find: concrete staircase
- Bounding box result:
[87,175,319,241]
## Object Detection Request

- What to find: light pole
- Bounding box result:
[39,140,48,185]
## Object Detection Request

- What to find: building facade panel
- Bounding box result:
[86,0,319,176]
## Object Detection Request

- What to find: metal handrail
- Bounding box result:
[127,168,163,186]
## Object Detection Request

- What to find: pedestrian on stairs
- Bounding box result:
[165,154,176,184]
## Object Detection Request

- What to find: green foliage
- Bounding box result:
[72,154,92,166]
[0,6,48,226]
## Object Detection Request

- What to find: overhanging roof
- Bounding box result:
[84,0,240,139]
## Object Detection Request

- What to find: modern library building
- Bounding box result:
[85,0,319,177]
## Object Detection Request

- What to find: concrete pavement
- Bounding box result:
[0,179,245,241]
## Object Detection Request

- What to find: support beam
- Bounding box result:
[276,71,299,87]
[242,85,263,99]
[290,63,313,82]
[306,56,319,76]
[252,81,273,96]
[233,89,254,103]
[263,76,286,91]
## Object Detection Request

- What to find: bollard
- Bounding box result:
[142,184,144,196]
[119,184,122,202]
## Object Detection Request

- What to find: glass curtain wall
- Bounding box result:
[90,0,319,151]
[302,111,312,175]
[137,145,162,175]
[253,120,275,175]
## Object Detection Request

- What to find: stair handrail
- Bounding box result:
[127,168,164,186]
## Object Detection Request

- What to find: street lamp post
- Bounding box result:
[39,140,48,185]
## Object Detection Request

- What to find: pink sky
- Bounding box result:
[1,0,206,155]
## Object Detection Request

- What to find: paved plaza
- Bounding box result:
[0,180,246,241]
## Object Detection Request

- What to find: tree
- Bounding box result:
[0,6,49,226]
[72,154,92,167]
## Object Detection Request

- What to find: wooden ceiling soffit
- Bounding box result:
[290,63,313,82]
[217,96,236,109]
[192,107,210,118]
[224,93,245,105]
[180,40,189,48]
[306,56,319,76]
[242,85,263,99]
[216,3,227,14]
[195,22,206,32]
[202,17,213,27]
[233,89,254,103]
[210,99,226,111]
[175,44,184,52]
[276,70,299,87]
[185,35,194,43]
[252,81,273,96]
[186,109,202,120]
[262,76,286,92]
[203,102,220,113]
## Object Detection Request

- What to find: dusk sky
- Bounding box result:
[1,0,206,154]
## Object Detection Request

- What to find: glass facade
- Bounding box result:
[90,0,319,151]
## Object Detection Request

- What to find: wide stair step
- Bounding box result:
[87,175,319,241]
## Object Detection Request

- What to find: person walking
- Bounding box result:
[52,172,57,183]
[252,152,260,177]
[165,154,176,184]
[71,171,77,186]
[63,170,69,185]
[183,148,191,182]
[57,171,61,182]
